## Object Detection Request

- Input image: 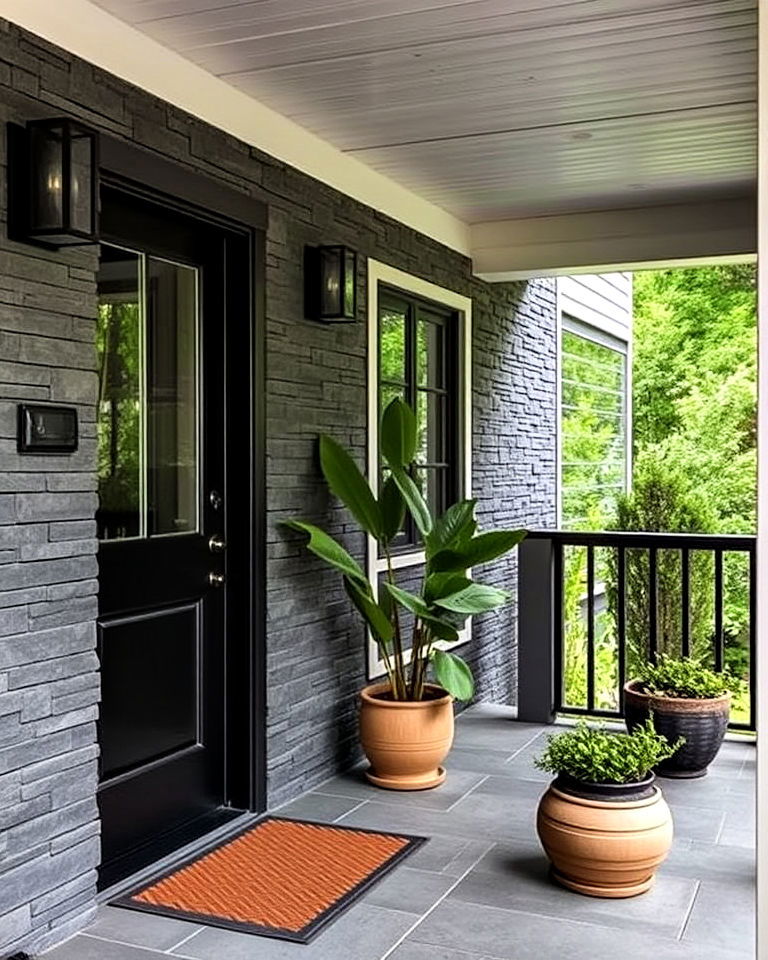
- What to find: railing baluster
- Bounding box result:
[648,547,658,662]
[520,530,755,733]
[617,545,626,709]
[681,548,690,657]
[714,549,724,671]
[586,545,595,712]
[554,541,564,714]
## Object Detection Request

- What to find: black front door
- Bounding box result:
[96,185,242,886]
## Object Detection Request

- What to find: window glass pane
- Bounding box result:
[380,309,406,384]
[378,286,458,549]
[561,326,627,529]
[70,134,93,234]
[147,257,199,536]
[415,390,446,466]
[96,245,143,541]
[413,466,447,519]
[417,317,444,388]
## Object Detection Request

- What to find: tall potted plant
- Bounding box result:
[624,655,733,778]
[285,398,525,790]
[535,722,681,898]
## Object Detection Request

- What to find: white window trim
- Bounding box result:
[366,259,473,679]
[558,313,633,527]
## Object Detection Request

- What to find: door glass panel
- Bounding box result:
[96,246,143,541]
[96,246,199,541]
[147,257,199,536]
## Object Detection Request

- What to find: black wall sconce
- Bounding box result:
[305,244,358,322]
[8,117,99,248]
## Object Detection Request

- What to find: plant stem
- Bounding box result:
[378,642,397,694]
[409,622,423,699]
[383,545,407,700]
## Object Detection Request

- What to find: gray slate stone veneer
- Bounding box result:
[0,18,556,955]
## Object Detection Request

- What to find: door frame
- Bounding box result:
[98,136,268,818]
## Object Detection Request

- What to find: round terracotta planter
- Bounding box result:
[536,774,673,898]
[624,680,731,779]
[359,683,454,790]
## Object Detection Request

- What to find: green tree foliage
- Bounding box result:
[562,265,756,718]
[96,301,141,517]
[607,451,715,673]
[632,264,756,455]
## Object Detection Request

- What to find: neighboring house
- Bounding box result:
[558,274,633,530]
[0,24,558,955]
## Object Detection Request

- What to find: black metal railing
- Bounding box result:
[517,530,756,732]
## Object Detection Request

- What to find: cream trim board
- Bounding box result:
[366,260,473,679]
[1,0,470,257]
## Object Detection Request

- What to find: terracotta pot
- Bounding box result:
[359,683,454,790]
[536,775,673,898]
[624,680,731,778]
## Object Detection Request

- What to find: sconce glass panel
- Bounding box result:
[26,117,99,246]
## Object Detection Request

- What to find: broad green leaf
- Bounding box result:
[432,649,475,701]
[430,529,527,572]
[319,435,382,539]
[283,520,369,588]
[435,582,510,614]
[426,499,477,554]
[381,397,417,468]
[391,467,433,536]
[424,573,472,603]
[344,577,394,647]
[384,582,431,619]
[420,615,460,643]
[379,474,406,542]
[384,583,459,642]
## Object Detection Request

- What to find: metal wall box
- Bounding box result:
[18,404,78,454]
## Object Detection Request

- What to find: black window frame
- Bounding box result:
[377,284,461,550]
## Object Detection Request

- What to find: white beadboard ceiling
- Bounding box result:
[90,0,757,223]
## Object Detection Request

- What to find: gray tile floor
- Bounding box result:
[42,705,756,960]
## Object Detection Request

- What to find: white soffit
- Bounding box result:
[0,0,470,254]
[85,0,757,223]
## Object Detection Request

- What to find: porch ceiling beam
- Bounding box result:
[0,0,471,256]
[471,195,757,280]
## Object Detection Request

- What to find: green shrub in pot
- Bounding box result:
[534,722,682,898]
[625,655,735,779]
[534,721,682,789]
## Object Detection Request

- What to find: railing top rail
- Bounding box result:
[524,529,756,551]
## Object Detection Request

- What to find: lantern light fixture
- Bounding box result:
[305,244,358,322]
[15,117,99,247]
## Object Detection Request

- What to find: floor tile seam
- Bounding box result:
[164,926,205,954]
[81,931,171,956]
[376,840,496,960]
[675,878,701,942]
[410,899,694,944]
[713,810,729,844]
[332,798,369,822]
[446,883,700,938]
[330,803,493,841]
[304,787,471,814]
[502,729,547,764]
[445,774,490,812]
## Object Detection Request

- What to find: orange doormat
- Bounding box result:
[113,816,426,942]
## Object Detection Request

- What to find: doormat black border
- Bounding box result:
[111,815,428,943]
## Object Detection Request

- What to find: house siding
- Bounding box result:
[0,19,557,955]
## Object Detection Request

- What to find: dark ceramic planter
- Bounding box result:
[624,680,731,778]
[554,771,656,803]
